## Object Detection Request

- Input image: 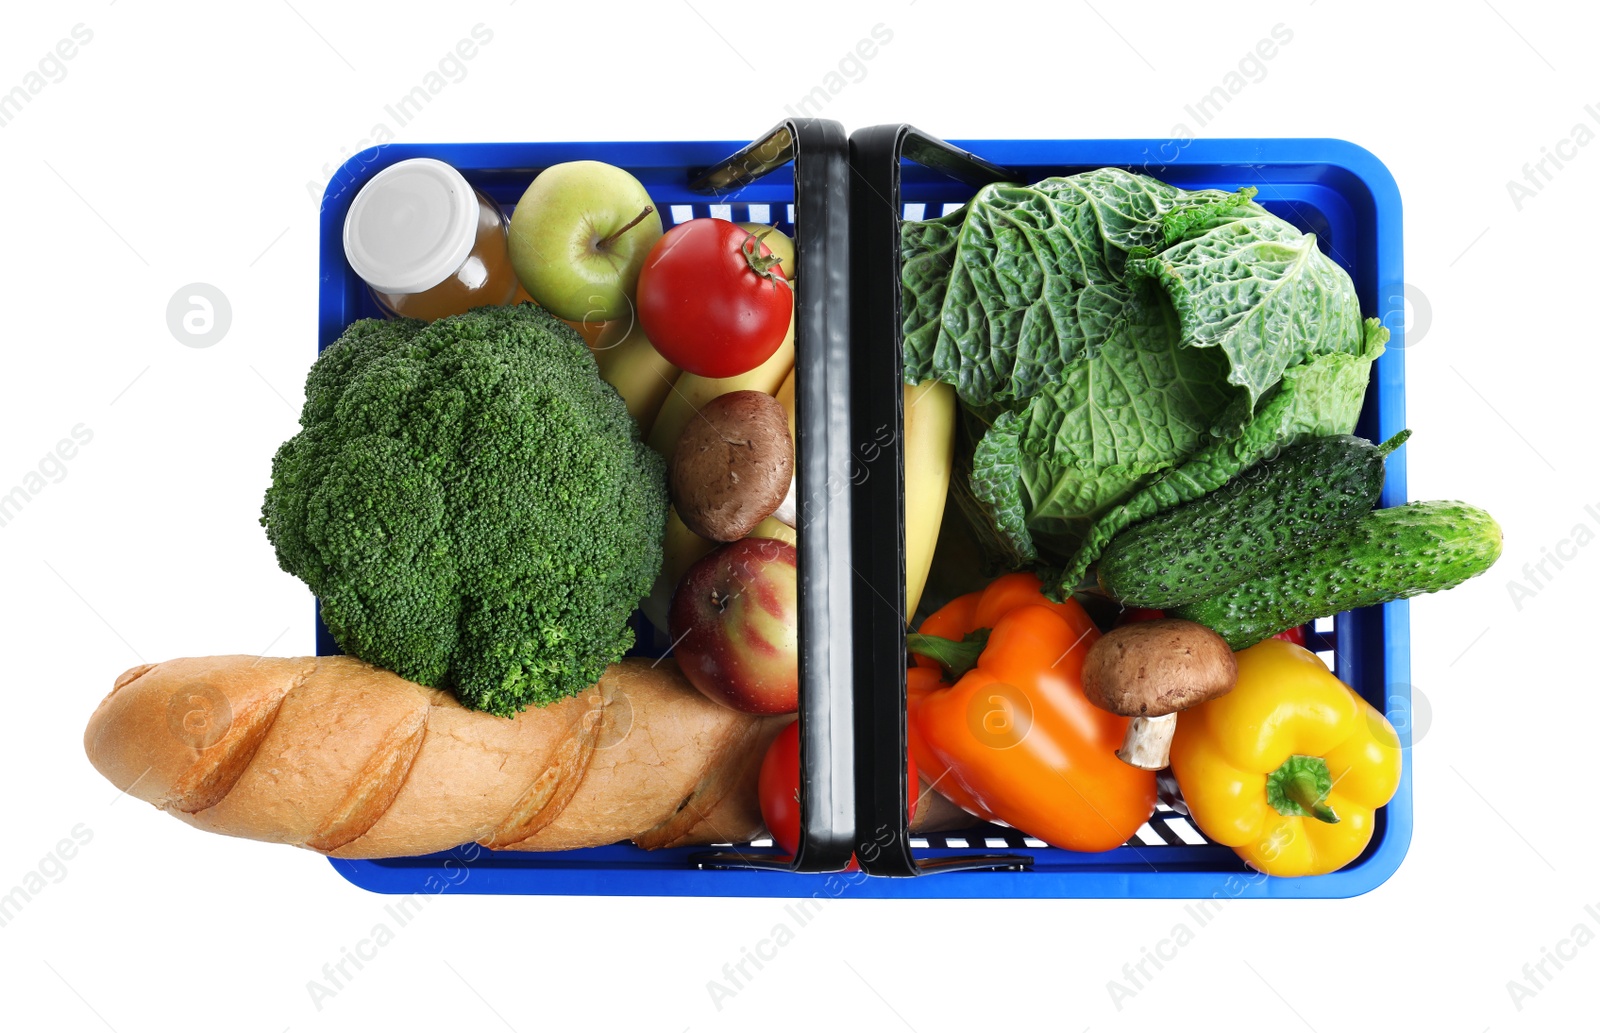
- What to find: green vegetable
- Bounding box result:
[261,304,668,716]
[1098,430,1411,609]
[1136,204,1366,421]
[903,170,1200,406]
[967,286,1232,563]
[1052,322,1386,593]
[1173,501,1503,650]
[902,169,1376,572]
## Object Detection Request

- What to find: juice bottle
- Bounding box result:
[342,158,519,321]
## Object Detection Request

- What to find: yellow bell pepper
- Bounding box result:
[1169,639,1402,877]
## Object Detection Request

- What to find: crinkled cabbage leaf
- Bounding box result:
[902,168,1381,587]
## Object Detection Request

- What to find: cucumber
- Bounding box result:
[1173,501,1503,650]
[1097,431,1410,608]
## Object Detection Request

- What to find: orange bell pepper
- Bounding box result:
[906,572,1157,852]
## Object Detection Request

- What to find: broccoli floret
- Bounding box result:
[262,304,667,716]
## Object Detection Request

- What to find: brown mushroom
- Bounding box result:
[1081,618,1237,770]
[670,390,795,542]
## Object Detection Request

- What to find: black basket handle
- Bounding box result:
[847,125,1030,877]
[688,119,857,874]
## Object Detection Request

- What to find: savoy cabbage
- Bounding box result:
[901,168,1386,593]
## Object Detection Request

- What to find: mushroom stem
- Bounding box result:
[772,475,797,528]
[1116,714,1178,770]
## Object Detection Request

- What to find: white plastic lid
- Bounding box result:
[343,158,480,295]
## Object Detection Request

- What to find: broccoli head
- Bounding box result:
[262,304,667,716]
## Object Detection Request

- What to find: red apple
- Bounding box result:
[669,537,798,714]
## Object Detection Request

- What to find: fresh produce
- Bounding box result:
[670,537,800,715]
[590,318,680,431]
[641,508,714,633]
[901,168,1387,584]
[118,140,1479,884]
[637,218,793,379]
[757,721,805,856]
[896,169,1492,875]
[83,655,785,857]
[1170,639,1402,876]
[260,306,667,716]
[640,343,796,635]
[508,160,662,321]
[751,514,797,546]
[775,367,797,439]
[670,390,794,542]
[611,504,795,645]
[1056,332,1386,591]
[1098,431,1410,608]
[646,317,795,459]
[1175,501,1504,649]
[1081,619,1237,770]
[905,572,1157,852]
[903,380,957,618]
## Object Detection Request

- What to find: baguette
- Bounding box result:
[84,655,787,858]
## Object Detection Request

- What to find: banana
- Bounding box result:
[592,319,679,433]
[646,315,795,459]
[775,367,796,442]
[750,515,797,547]
[641,507,718,634]
[903,380,957,620]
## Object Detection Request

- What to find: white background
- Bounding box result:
[2,1,1594,1030]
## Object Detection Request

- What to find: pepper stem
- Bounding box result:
[1265,755,1340,824]
[594,205,655,252]
[1285,773,1340,823]
[906,629,991,681]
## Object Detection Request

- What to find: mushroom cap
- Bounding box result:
[1081,618,1236,717]
[670,390,794,542]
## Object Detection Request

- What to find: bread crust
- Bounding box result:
[84,655,784,858]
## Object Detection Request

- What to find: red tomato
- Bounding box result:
[758,722,803,857]
[757,721,916,867]
[636,218,792,378]
[1116,607,1166,625]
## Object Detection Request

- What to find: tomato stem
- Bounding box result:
[740,231,789,286]
[596,205,655,252]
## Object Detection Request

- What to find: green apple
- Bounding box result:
[508,160,662,322]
